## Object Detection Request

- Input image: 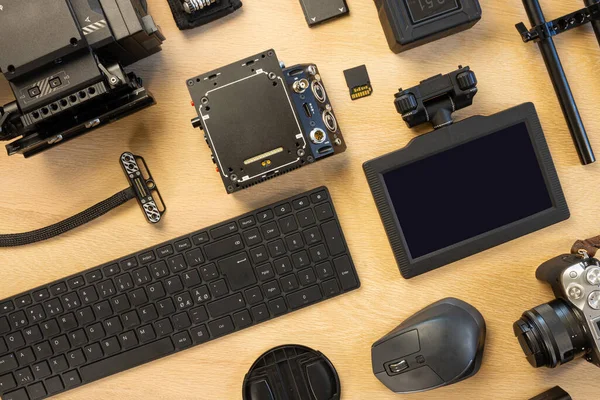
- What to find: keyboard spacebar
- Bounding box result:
[81,338,175,382]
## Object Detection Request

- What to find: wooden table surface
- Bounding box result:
[2,0,600,398]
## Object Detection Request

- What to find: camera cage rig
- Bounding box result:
[516,0,599,165]
[0,0,165,158]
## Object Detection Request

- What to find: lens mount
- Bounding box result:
[513,298,590,368]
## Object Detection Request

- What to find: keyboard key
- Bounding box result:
[130,288,149,306]
[192,286,211,304]
[174,238,192,252]
[94,301,112,319]
[85,342,105,361]
[33,342,51,359]
[298,268,317,286]
[45,376,64,395]
[157,245,174,258]
[151,261,170,279]
[297,209,316,228]
[251,304,269,322]
[315,203,334,220]
[287,285,323,309]
[168,255,187,273]
[62,369,81,388]
[334,256,359,290]
[256,263,275,281]
[67,349,86,367]
[15,295,32,308]
[209,280,228,298]
[292,197,309,210]
[274,257,293,275]
[278,215,298,234]
[190,325,210,344]
[101,337,121,356]
[27,381,47,399]
[323,279,341,296]
[50,355,68,373]
[250,245,269,264]
[205,234,243,260]
[185,248,204,267]
[256,209,274,222]
[98,280,116,298]
[76,306,95,325]
[85,270,102,283]
[190,306,209,324]
[86,323,105,342]
[61,293,81,311]
[115,274,134,292]
[41,319,59,337]
[0,301,14,315]
[0,372,16,391]
[6,332,25,351]
[243,228,261,246]
[174,293,194,311]
[210,222,238,239]
[274,203,292,216]
[219,252,257,291]
[31,361,51,380]
[173,331,192,349]
[140,325,160,344]
[3,388,28,400]
[310,190,328,203]
[51,335,70,354]
[182,269,201,288]
[233,310,253,329]
[200,264,219,281]
[132,267,152,285]
[50,282,68,296]
[32,290,49,303]
[0,354,18,374]
[154,319,173,337]
[291,250,310,269]
[165,276,184,294]
[280,274,299,291]
[15,348,34,366]
[119,257,138,271]
[10,311,28,329]
[79,286,99,304]
[172,313,191,330]
[285,233,304,251]
[147,282,166,301]
[316,261,334,280]
[267,239,286,257]
[122,310,140,329]
[245,287,263,305]
[23,325,42,343]
[260,222,280,240]
[0,338,6,353]
[44,299,62,317]
[208,316,235,337]
[268,298,287,316]
[207,293,245,318]
[139,251,156,264]
[104,317,122,336]
[322,221,345,256]
[157,299,176,316]
[81,338,174,383]
[119,331,138,349]
[111,294,130,313]
[262,281,281,299]
[239,216,256,229]
[192,232,209,246]
[303,227,322,245]
[309,244,328,263]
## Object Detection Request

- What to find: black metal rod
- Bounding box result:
[523,0,595,165]
[584,0,600,45]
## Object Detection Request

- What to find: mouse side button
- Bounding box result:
[375,365,444,393]
[371,329,420,373]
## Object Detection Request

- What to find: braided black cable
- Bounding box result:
[0,187,136,247]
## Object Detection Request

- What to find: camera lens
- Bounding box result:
[513,299,590,368]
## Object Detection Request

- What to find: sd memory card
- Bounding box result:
[299,0,349,26]
[344,65,373,100]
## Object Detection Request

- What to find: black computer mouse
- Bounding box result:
[371,297,486,393]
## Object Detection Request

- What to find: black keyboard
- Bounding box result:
[0,187,359,400]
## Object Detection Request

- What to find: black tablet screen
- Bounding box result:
[383,122,552,259]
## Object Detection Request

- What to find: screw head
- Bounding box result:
[230,174,238,182]
[297,149,305,157]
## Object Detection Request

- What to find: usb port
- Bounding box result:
[302,103,313,118]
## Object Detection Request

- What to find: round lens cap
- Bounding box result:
[243,344,341,400]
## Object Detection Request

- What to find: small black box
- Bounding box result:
[374,0,482,53]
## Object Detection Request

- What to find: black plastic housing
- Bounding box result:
[374,0,482,53]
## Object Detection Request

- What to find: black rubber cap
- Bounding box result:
[457,71,477,90]
[243,345,341,400]
[394,93,418,114]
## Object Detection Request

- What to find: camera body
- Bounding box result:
[514,253,600,368]
[0,0,164,157]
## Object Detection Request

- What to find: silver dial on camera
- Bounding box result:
[586,266,600,286]
[568,284,585,300]
[588,291,600,310]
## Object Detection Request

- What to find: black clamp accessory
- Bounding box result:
[529,386,571,400]
[0,152,165,247]
[394,66,477,129]
[166,0,242,30]
[515,0,598,165]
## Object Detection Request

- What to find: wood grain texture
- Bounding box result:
[1,0,599,398]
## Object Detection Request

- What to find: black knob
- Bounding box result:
[395,93,418,115]
[457,71,477,90]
